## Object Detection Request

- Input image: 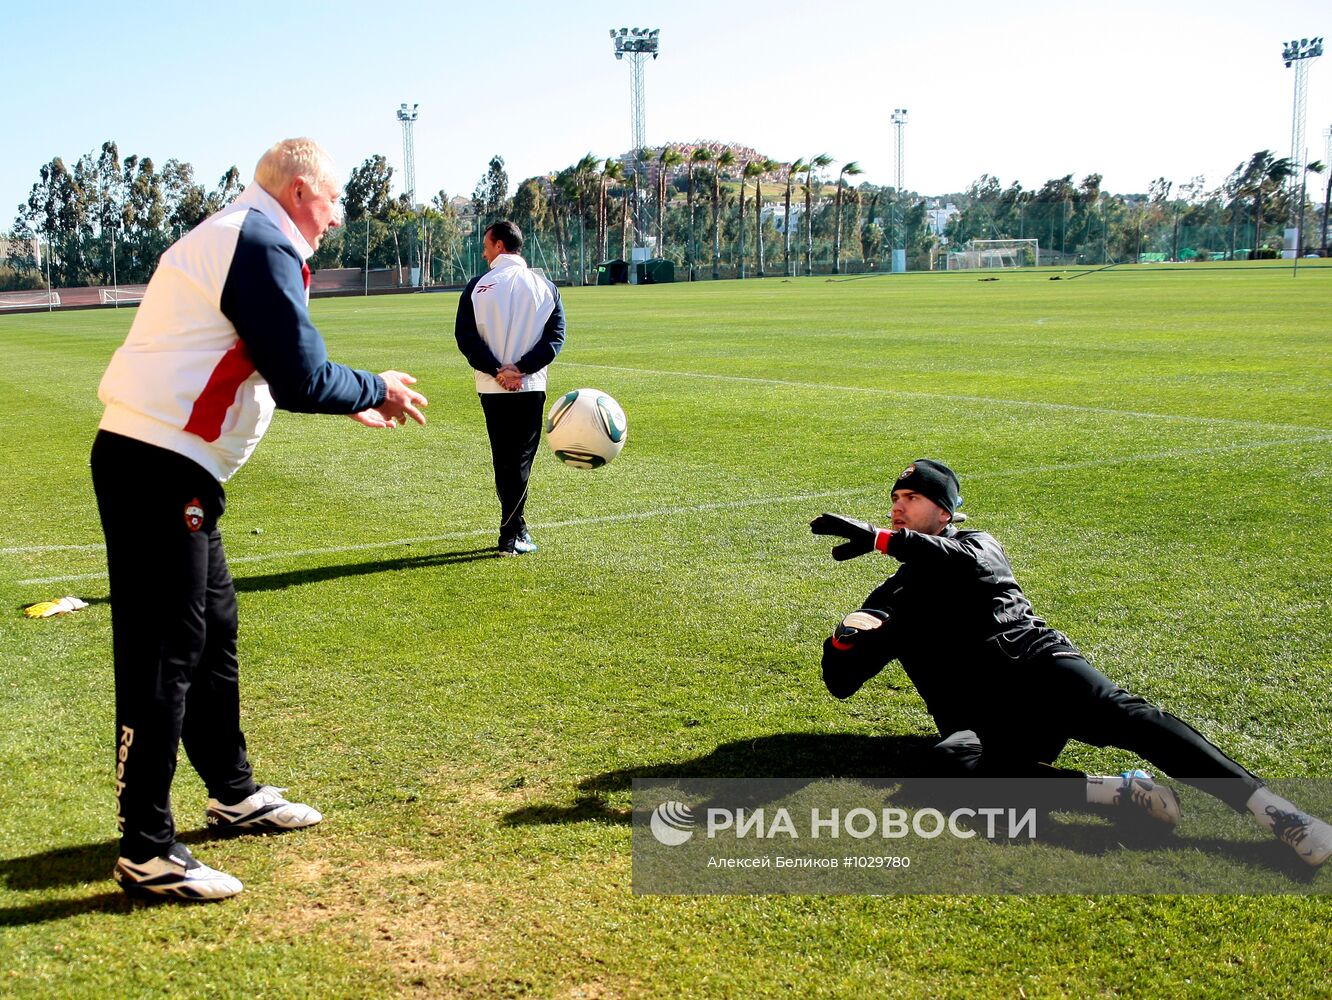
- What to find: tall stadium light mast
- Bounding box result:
[610,27,660,251]
[1322,124,1332,254]
[396,103,419,206]
[890,108,908,272]
[1282,37,1322,259]
[396,103,421,286]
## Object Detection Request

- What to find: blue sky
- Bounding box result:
[2,0,1328,219]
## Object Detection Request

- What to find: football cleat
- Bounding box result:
[498,529,538,557]
[1263,806,1332,867]
[206,785,323,834]
[1114,769,1181,828]
[114,844,242,901]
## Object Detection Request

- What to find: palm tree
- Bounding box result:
[831,160,863,274]
[753,158,778,277]
[656,147,684,256]
[803,153,831,275]
[597,158,623,262]
[712,149,736,279]
[784,159,807,277]
[548,170,573,282]
[1229,150,1295,255]
[571,152,599,284]
[624,167,638,262]
[737,160,764,279]
[686,147,712,281]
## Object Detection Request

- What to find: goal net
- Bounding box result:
[947,239,1040,270]
[99,286,147,305]
[0,289,60,309]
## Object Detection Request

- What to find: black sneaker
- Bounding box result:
[114,843,242,901]
[498,529,538,557]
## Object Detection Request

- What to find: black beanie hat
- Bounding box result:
[892,459,963,514]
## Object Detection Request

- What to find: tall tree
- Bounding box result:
[753,159,778,277]
[686,148,711,280]
[736,160,763,278]
[831,160,862,273]
[711,150,736,279]
[655,146,684,255]
[511,177,549,253]
[344,155,394,222]
[570,152,599,284]
[1227,150,1295,254]
[596,158,623,261]
[803,154,831,275]
[472,155,510,226]
[783,159,806,277]
[621,168,635,263]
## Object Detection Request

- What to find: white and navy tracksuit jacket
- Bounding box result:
[97,183,385,482]
[92,183,387,861]
[454,254,565,393]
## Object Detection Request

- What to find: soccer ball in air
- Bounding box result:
[545,388,627,469]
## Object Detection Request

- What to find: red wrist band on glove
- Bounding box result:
[874,529,893,554]
[831,636,854,651]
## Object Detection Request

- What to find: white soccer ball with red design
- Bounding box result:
[545,388,627,469]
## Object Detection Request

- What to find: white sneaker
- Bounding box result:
[1262,806,1332,867]
[206,785,323,834]
[114,844,242,901]
[1114,769,1181,828]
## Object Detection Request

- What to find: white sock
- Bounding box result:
[1085,774,1126,807]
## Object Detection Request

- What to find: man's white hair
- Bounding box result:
[254,138,336,196]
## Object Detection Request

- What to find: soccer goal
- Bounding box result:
[99,286,147,305]
[947,239,1040,270]
[0,289,60,309]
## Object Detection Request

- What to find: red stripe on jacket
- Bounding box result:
[183,341,257,442]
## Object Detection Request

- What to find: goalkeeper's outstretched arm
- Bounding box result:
[821,608,895,699]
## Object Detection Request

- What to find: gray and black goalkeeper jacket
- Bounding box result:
[822,525,1078,734]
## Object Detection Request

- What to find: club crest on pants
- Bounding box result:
[184,498,204,532]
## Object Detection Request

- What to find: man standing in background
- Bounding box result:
[454,220,566,556]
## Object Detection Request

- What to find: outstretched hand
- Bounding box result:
[352,371,429,428]
[810,512,892,561]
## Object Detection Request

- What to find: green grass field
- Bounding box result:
[2,263,1330,997]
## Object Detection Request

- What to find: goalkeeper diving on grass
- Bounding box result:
[811,459,1332,866]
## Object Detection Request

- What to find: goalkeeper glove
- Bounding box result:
[809,512,893,561]
[830,608,892,651]
[23,596,89,619]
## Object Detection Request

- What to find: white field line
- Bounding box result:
[561,362,1332,436]
[10,433,1332,587]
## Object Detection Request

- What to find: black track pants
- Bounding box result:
[479,390,545,543]
[91,431,257,862]
[931,652,1262,811]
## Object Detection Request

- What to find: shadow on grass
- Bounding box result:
[502,732,939,827]
[0,828,255,926]
[233,547,500,592]
[500,732,1324,879]
[32,548,502,609]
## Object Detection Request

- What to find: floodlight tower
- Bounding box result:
[1282,37,1322,256]
[890,108,908,272]
[396,103,419,207]
[1322,124,1332,253]
[610,27,660,250]
[396,103,421,286]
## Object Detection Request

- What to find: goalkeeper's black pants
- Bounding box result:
[929,651,1263,812]
[92,431,257,863]
[479,390,545,544]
